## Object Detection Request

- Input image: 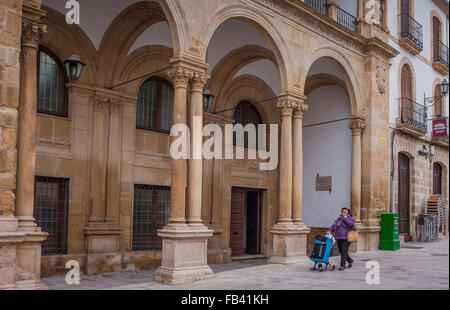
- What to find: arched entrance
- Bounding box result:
[398,153,410,235]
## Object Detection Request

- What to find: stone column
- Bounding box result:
[268,95,310,265]
[349,116,365,223]
[15,19,45,230]
[8,18,48,289]
[187,71,208,227]
[277,99,294,224]
[327,0,340,21]
[292,100,308,227]
[166,66,190,227]
[154,63,213,285]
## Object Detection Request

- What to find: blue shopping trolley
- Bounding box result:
[310,233,336,272]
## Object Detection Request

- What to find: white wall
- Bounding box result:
[302,85,352,228]
[387,0,450,133]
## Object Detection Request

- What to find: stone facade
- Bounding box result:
[0,0,448,288]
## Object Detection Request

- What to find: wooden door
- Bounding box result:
[433,163,442,195]
[401,65,413,119]
[246,191,261,255]
[433,17,441,60]
[434,85,442,118]
[230,189,245,256]
[398,153,410,235]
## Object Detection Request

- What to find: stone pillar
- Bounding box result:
[268,94,310,265]
[154,64,213,285]
[5,18,48,290]
[292,100,308,227]
[187,72,208,227]
[83,95,122,275]
[327,0,340,21]
[349,116,365,223]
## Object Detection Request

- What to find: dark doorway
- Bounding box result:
[433,163,442,195]
[230,188,262,257]
[398,153,410,235]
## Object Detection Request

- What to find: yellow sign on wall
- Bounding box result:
[379,135,386,144]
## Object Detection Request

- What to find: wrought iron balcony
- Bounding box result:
[337,7,357,32]
[399,13,423,52]
[397,98,427,135]
[432,40,449,74]
[304,0,328,16]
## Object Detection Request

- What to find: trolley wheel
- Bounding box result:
[317,263,323,269]
[331,265,336,271]
[319,267,324,272]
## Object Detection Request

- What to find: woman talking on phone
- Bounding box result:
[326,208,355,271]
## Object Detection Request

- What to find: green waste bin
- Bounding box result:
[380,213,400,251]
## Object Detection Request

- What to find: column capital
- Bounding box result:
[277,94,304,117]
[21,19,46,48]
[168,66,193,88]
[293,103,309,119]
[349,115,366,136]
[190,71,210,91]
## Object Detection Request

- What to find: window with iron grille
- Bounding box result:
[38,47,68,117]
[233,101,263,148]
[34,176,69,255]
[136,77,174,132]
[132,185,171,251]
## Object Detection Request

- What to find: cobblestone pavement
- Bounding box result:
[43,239,449,290]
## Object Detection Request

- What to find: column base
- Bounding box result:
[154,224,214,285]
[268,223,310,265]
[355,222,381,252]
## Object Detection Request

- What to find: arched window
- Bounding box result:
[400,64,414,121]
[136,77,173,132]
[38,47,68,117]
[232,101,263,148]
[432,16,441,61]
[434,84,443,118]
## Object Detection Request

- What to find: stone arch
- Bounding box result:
[118,45,174,96]
[200,4,291,93]
[397,57,416,102]
[41,6,97,85]
[217,74,279,126]
[304,73,347,96]
[208,45,277,112]
[430,10,444,42]
[300,46,361,116]
[97,1,182,87]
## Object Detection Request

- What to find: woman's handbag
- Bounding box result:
[347,229,359,242]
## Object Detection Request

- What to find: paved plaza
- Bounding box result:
[43,239,449,290]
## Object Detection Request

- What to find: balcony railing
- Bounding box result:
[337,7,357,32]
[304,0,328,16]
[433,40,449,69]
[397,98,427,132]
[400,13,423,49]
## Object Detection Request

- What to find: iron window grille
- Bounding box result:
[304,0,328,16]
[397,98,427,132]
[433,40,449,69]
[34,176,70,255]
[136,77,174,133]
[337,7,357,32]
[233,101,264,149]
[399,13,423,49]
[132,185,171,251]
[37,46,68,117]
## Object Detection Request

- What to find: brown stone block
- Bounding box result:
[0,107,18,128]
[0,172,15,189]
[53,119,71,144]
[0,149,16,172]
[38,116,53,140]
[2,127,16,149]
[0,190,15,213]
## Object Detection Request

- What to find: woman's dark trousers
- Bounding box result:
[337,240,353,268]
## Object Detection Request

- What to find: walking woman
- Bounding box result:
[326,208,355,271]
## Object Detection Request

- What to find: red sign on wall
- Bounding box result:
[432,119,448,138]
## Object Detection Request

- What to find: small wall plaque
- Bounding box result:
[316,175,332,192]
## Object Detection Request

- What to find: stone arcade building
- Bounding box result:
[0,0,448,289]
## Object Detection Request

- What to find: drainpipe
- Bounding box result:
[390,129,398,214]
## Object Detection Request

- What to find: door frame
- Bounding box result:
[229,187,263,256]
[398,152,411,235]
